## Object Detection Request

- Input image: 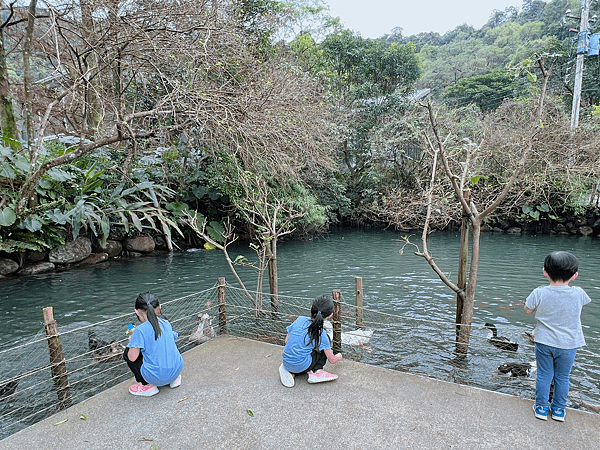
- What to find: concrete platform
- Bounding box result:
[1,336,599,450]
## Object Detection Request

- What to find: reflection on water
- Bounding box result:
[2,229,600,405]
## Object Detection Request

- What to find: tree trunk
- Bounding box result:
[266,236,279,312]
[456,190,470,342]
[81,0,102,138]
[23,0,37,153]
[456,220,481,354]
[0,26,19,149]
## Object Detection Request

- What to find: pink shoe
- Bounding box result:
[170,374,182,388]
[128,383,159,396]
[307,369,338,384]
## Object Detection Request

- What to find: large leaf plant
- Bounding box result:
[0,142,183,255]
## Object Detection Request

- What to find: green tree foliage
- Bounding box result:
[486,6,519,29]
[275,0,341,42]
[443,69,522,111]
[413,0,600,107]
[319,30,419,99]
[518,0,547,24]
[581,55,600,108]
[310,30,420,216]
[418,19,554,97]
[540,0,580,38]
[236,0,285,55]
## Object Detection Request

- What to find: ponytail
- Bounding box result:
[307,295,334,349]
[135,292,162,340]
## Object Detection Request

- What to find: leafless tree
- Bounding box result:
[392,86,600,353]
[9,0,332,214]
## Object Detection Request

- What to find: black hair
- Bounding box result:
[307,295,334,349]
[135,292,162,340]
[544,251,579,282]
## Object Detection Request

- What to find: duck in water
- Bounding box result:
[497,361,536,377]
[484,323,519,352]
[88,331,124,362]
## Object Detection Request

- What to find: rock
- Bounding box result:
[49,236,92,264]
[95,239,122,258]
[25,250,46,262]
[19,262,56,275]
[123,235,155,253]
[108,228,126,241]
[492,227,504,233]
[480,224,492,232]
[506,227,522,234]
[0,258,19,275]
[555,224,567,232]
[153,234,168,250]
[79,253,109,265]
[579,226,593,237]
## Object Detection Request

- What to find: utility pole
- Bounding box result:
[569,0,593,129]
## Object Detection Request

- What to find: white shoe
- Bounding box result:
[279,363,295,387]
[170,374,182,388]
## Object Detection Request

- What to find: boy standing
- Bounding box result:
[524,251,591,422]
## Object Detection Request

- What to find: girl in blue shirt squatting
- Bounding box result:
[279,295,343,387]
[124,292,184,397]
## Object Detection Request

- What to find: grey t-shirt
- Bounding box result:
[525,285,591,349]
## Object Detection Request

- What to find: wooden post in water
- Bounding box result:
[218,277,227,335]
[355,277,364,329]
[42,307,72,408]
[332,290,342,353]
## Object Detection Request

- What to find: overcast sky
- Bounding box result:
[323,0,523,38]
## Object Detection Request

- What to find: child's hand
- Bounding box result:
[335,353,343,362]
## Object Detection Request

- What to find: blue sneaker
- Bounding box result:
[533,404,549,420]
[551,407,565,422]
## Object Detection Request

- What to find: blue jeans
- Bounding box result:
[535,343,577,410]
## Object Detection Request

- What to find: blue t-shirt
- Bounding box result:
[128,318,184,386]
[525,285,591,349]
[282,316,331,373]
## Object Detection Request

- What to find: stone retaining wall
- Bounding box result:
[0,233,169,278]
